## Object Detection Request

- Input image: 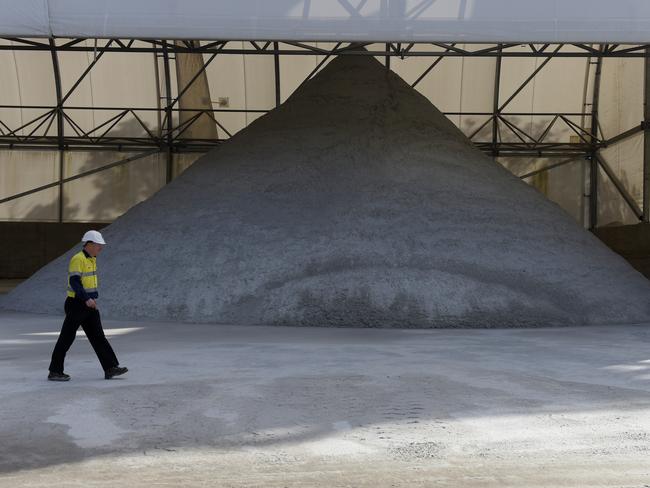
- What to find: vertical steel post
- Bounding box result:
[153,51,163,140]
[580,50,593,228]
[385,43,391,70]
[162,41,174,183]
[49,38,65,222]
[642,47,650,223]
[274,42,281,108]
[588,46,604,230]
[492,44,502,158]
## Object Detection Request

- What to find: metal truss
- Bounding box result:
[0,38,649,226]
[3,38,650,57]
[0,106,234,151]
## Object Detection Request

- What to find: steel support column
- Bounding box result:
[644,46,650,222]
[274,42,281,107]
[162,41,174,183]
[492,44,502,158]
[588,46,604,230]
[49,38,65,222]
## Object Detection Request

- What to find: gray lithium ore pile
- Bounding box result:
[5,54,650,327]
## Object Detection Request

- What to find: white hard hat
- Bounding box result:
[81,230,106,245]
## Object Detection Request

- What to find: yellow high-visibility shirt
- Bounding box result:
[66,250,98,299]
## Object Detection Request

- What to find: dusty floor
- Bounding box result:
[1,310,650,487]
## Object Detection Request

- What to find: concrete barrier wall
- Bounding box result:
[0,222,107,278]
[594,223,650,280]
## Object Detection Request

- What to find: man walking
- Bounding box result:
[48,230,128,381]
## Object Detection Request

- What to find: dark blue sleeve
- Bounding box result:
[69,275,90,302]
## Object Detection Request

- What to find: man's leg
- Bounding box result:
[49,299,83,373]
[81,309,119,372]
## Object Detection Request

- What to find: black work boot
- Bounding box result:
[48,372,71,381]
[104,366,128,380]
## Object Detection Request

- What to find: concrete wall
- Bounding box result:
[594,223,650,280]
[0,222,107,278]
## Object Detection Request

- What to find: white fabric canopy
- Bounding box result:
[2,0,650,43]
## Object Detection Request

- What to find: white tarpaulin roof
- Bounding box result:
[2,0,650,43]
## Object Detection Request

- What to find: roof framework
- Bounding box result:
[0,38,649,228]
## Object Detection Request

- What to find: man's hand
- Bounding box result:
[85,298,97,309]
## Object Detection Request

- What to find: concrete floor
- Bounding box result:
[1,311,650,487]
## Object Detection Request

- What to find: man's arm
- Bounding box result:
[69,275,90,302]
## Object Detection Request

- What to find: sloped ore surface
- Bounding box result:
[6,55,650,327]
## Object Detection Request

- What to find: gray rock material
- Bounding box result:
[5,54,650,327]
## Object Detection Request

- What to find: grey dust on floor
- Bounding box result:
[1,311,650,487]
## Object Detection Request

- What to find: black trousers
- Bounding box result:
[49,297,119,373]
